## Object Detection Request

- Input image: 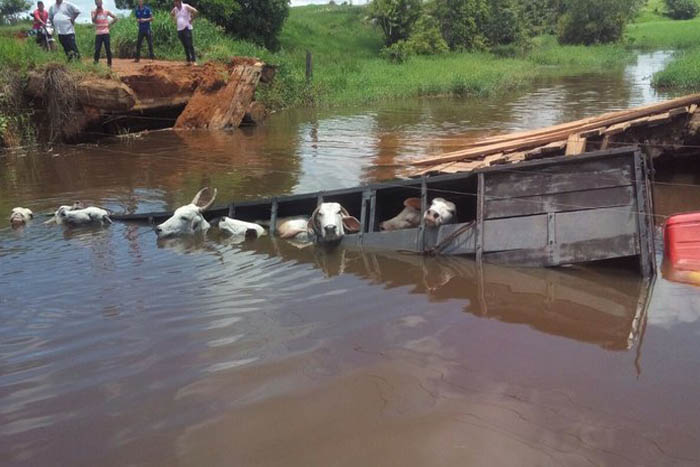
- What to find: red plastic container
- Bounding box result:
[664,212,700,284]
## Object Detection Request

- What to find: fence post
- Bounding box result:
[306,50,313,83]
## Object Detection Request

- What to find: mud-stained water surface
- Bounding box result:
[2,52,700,466]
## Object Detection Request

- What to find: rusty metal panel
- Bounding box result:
[484,185,635,219]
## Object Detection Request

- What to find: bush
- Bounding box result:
[665,0,700,19]
[557,0,641,45]
[369,0,422,46]
[430,0,489,50]
[379,14,448,62]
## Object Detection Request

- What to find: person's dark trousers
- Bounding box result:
[94,33,112,66]
[58,33,80,61]
[177,28,196,63]
[135,29,154,60]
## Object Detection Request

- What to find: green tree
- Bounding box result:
[0,0,30,24]
[429,0,489,50]
[369,0,422,46]
[484,0,523,46]
[557,0,641,45]
[230,0,289,50]
[515,0,564,36]
[665,0,700,19]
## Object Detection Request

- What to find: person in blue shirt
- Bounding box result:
[134,0,154,62]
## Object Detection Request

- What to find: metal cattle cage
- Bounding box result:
[113,147,656,276]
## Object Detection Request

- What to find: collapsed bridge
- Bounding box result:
[25,57,276,139]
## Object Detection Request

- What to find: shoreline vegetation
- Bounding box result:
[2,1,700,146]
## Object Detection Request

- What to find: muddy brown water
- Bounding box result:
[2,51,700,466]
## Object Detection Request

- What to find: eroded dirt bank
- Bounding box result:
[24,57,275,141]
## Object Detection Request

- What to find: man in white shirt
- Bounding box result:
[49,0,81,60]
[171,0,198,65]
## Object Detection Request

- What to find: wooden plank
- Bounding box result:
[668,106,688,117]
[604,122,631,136]
[580,127,605,138]
[565,134,586,156]
[482,153,506,167]
[412,93,700,166]
[689,104,698,114]
[628,116,650,128]
[485,166,633,198]
[647,112,670,125]
[484,186,635,219]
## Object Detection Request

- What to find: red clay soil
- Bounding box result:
[112,59,232,100]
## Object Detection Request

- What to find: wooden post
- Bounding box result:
[306,51,313,83]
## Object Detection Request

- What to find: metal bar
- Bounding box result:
[359,191,369,241]
[228,203,235,218]
[368,190,377,233]
[417,177,427,252]
[547,212,559,266]
[317,194,324,206]
[269,199,278,236]
[633,151,653,277]
[476,173,485,264]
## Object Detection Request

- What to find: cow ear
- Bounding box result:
[404,198,422,210]
[342,216,361,232]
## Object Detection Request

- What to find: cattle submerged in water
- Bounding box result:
[277,202,361,244]
[379,197,457,231]
[214,217,266,239]
[9,207,33,227]
[57,206,113,227]
[155,187,218,238]
[45,201,84,225]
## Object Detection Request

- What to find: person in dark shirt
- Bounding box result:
[134,0,154,62]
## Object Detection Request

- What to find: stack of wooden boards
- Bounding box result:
[411,93,700,176]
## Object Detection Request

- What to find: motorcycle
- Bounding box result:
[38,23,56,51]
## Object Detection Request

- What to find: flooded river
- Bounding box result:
[2,52,700,466]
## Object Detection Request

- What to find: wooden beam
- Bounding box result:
[565,134,586,156]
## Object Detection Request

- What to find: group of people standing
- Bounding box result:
[31,0,200,67]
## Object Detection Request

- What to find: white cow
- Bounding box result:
[216,217,266,238]
[424,198,457,228]
[379,197,422,231]
[277,202,361,244]
[9,207,33,227]
[155,187,217,238]
[45,201,84,225]
[57,206,113,227]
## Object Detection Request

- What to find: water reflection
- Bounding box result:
[244,240,649,352]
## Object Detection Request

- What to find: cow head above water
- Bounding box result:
[424,198,457,228]
[155,187,218,238]
[9,207,33,227]
[379,197,422,231]
[307,202,361,243]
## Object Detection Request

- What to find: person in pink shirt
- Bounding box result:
[170,0,198,65]
[32,2,49,48]
[91,0,117,67]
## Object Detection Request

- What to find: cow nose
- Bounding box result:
[379,223,386,231]
[154,226,162,234]
[432,212,440,220]
[324,225,337,234]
